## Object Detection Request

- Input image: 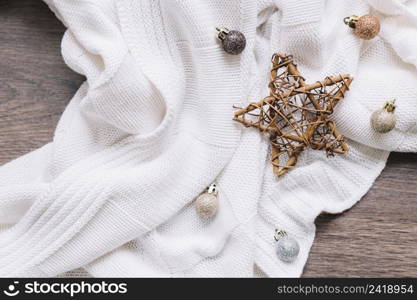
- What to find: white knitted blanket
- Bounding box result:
[0,0,416,277]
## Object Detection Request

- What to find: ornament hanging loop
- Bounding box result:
[384,99,396,113]
[344,15,359,28]
[207,182,218,196]
[274,229,288,241]
[216,27,230,41]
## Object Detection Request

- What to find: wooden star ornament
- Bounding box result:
[233,53,353,177]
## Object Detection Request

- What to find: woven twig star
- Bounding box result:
[233,53,353,177]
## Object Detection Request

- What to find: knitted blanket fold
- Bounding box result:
[0,0,416,277]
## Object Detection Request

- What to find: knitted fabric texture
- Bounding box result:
[0,0,416,277]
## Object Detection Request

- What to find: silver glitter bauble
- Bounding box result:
[195,192,218,219]
[216,27,246,55]
[276,235,300,263]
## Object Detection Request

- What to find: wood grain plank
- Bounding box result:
[0,0,416,277]
[304,152,417,277]
[0,0,84,163]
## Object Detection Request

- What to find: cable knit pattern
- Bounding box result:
[0,0,416,277]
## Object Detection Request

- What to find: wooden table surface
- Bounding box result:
[1,1,416,277]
